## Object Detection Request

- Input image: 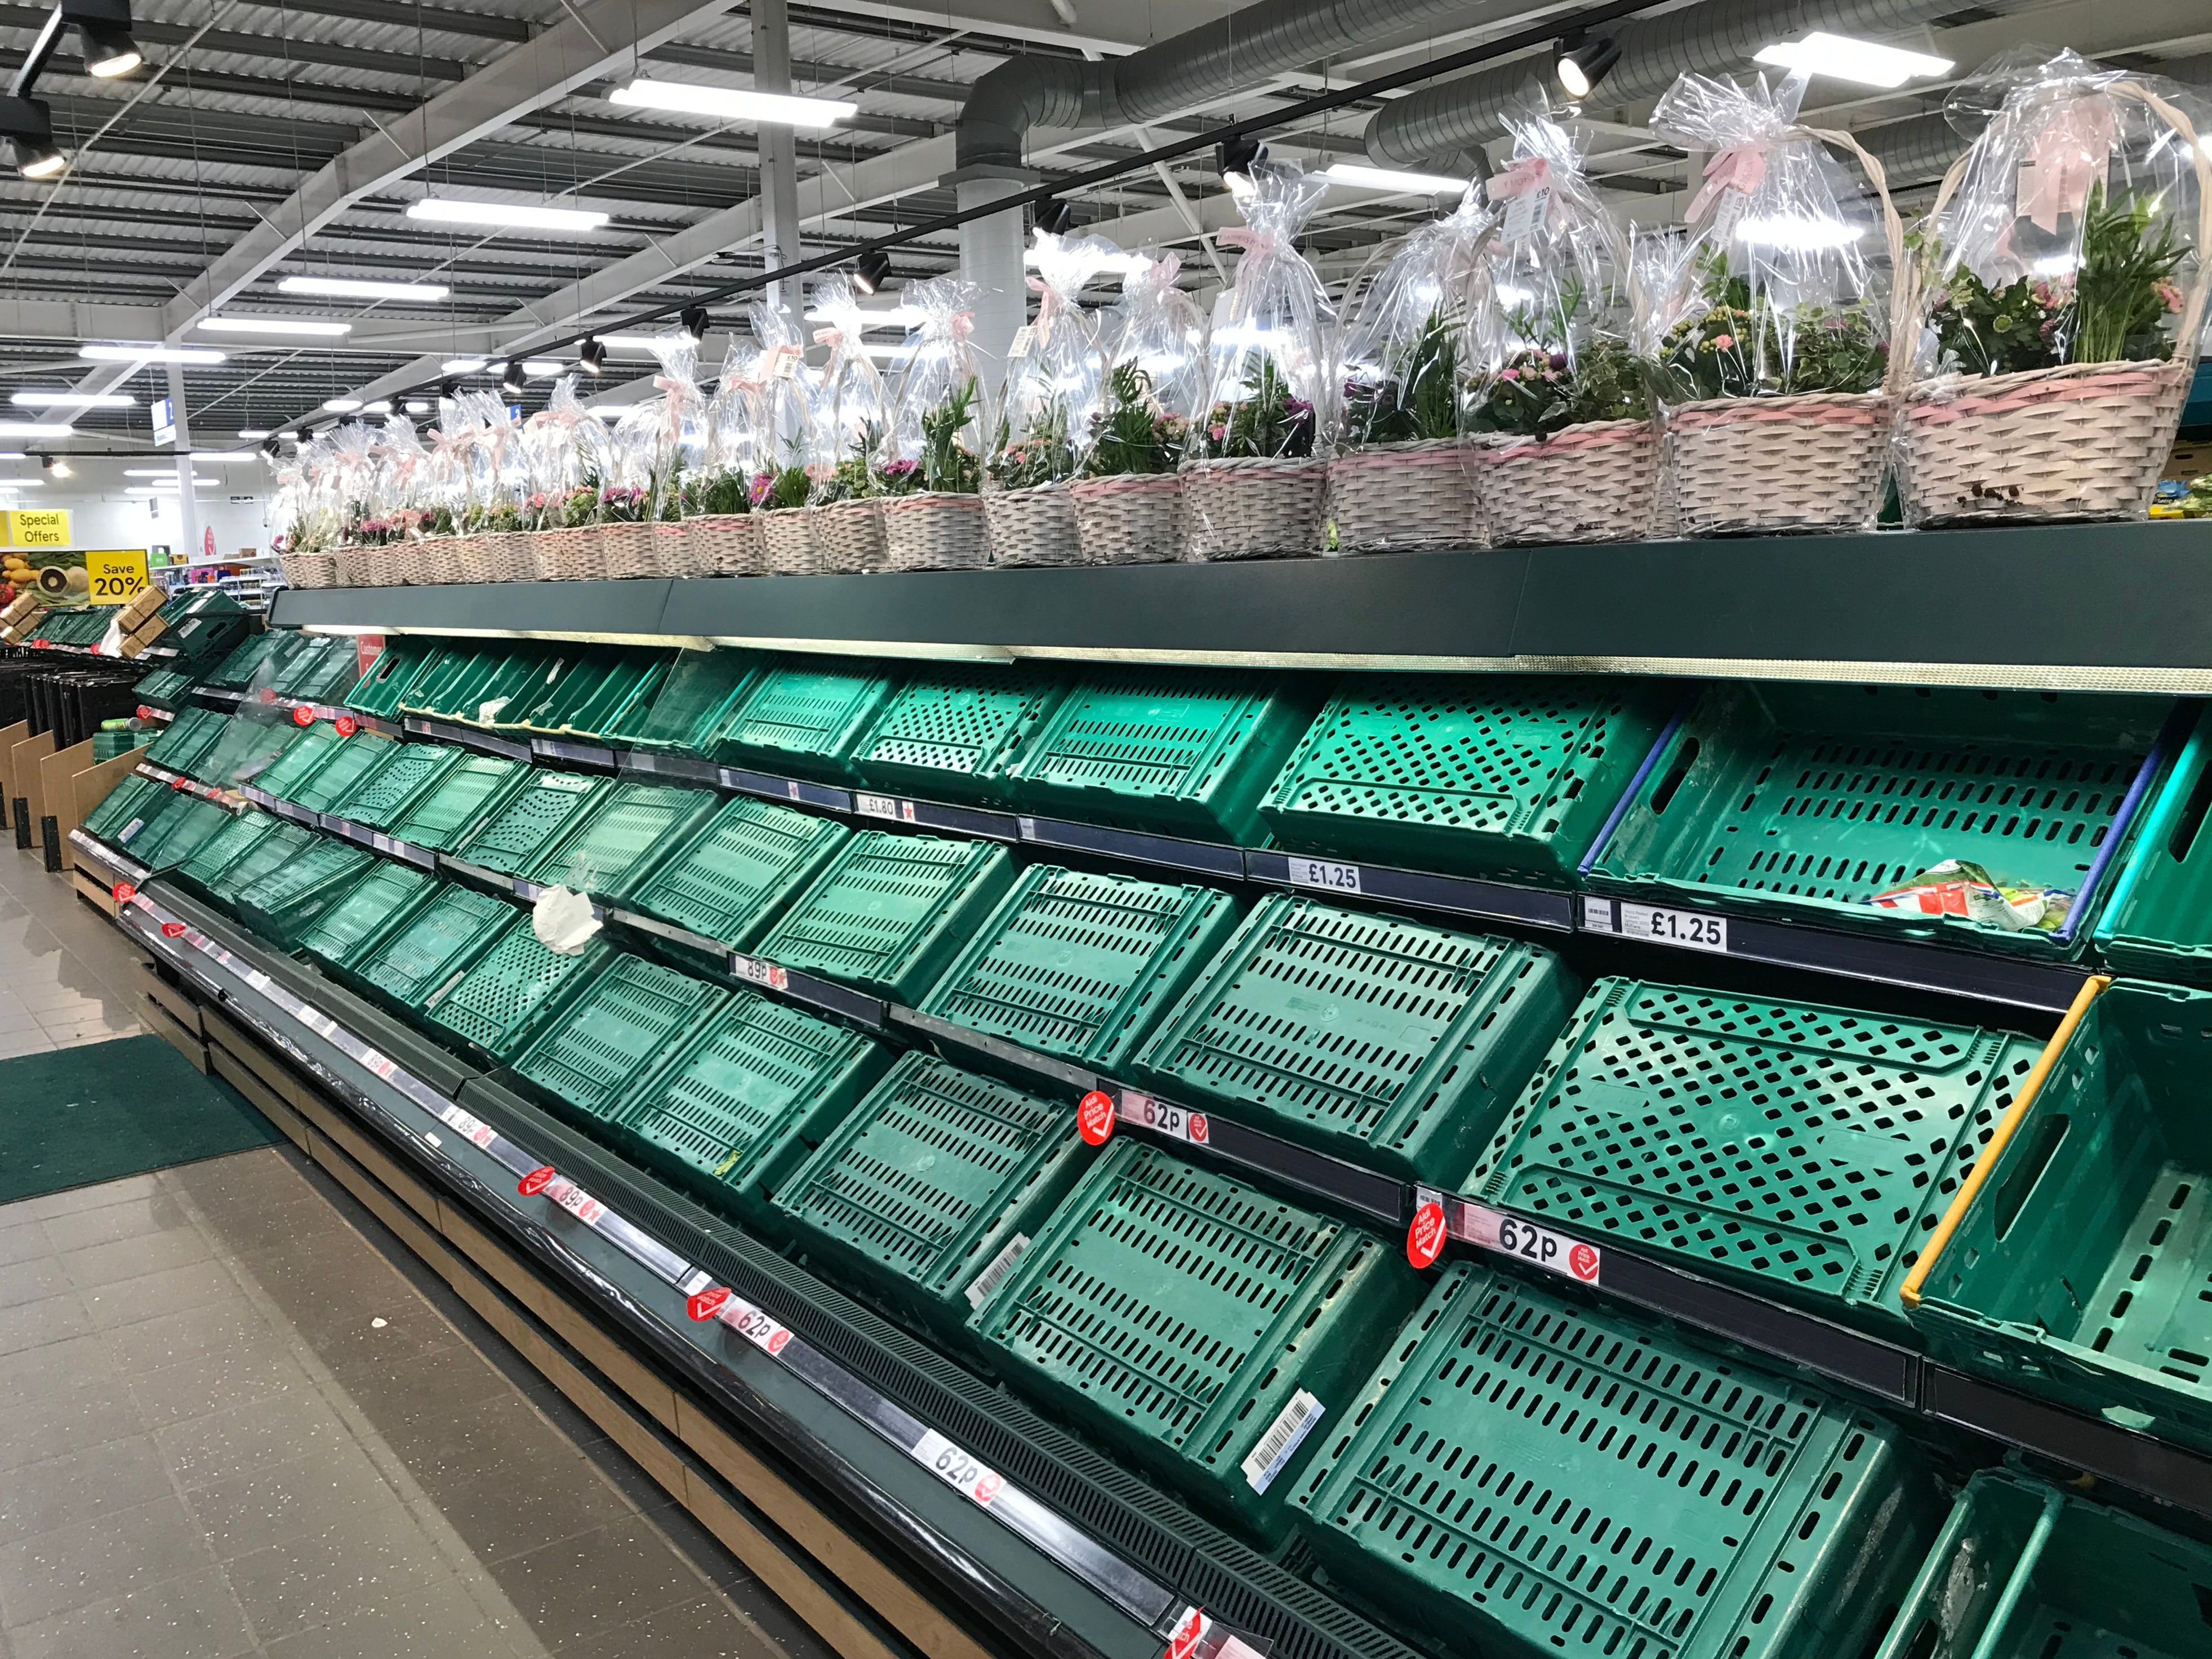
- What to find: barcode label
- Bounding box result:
[1285,857,1360,895]
[1007,324,1035,359]
[1240,1389,1323,1492]
[424,968,468,1009]
[964,1233,1030,1310]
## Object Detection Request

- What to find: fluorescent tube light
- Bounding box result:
[279,275,451,301]
[609,80,854,128]
[0,422,74,437]
[440,357,486,373]
[11,390,132,407]
[407,198,607,233]
[200,317,353,336]
[322,397,362,412]
[1752,32,1952,88]
[238,428,272,439]
[78,343,224,364]
[1324,162,1470,195]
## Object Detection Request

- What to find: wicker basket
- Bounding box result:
[411,539,465,586]
[761,508,817,575]
[1070,473,1182,565]
[643,521,690,577]
[1181,455,1328,560]
[982,480,1083,567]
[341,547,404,586]
[1667,392,1895,536]
[279,550,339,589]
[450,532,519,584]
[684,513,764,575]
[883,493,989,571]
[1328,437,1478,551]
[812,499,887,573]
[532,526,598,581]
[597,521,657,579]
[1481,419,1660,546]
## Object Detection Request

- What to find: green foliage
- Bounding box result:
[1201,357,1315,459]
[680,468,750,517]
[1083,363,1187,477]
[1659,255,1888,401]
[1345,307,1462,444]
[915,376,982,494]
[767,465,811,510]
[987,400,1075,490]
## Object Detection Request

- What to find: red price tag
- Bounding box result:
[1078,1090,1115,1146]
[1407,1200,1446,1269]
[161,921,187,939]
[31,638,48,649]
[170,775,190,790]
[333,715,358,738]
[259,687,278,705]
[517,1165,557,1197]
[135,704,151,719]
[111,881,136,904]
[1569,1242,1601,1282]
[291,705,314,727]
[687,1287,732,1322]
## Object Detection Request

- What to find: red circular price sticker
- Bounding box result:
[972,1470,1004,1504]
[1077,1090,1115,1146]
[136,704,151,720]
[517,1166,557,1197]
[291,705,314,727]
[111,881,136,904]
[161,921,187,939]
[259,687,278,705]
[170,775,190,790]
[333,715,358,738]
[1407,1199,1447,1269]
[1569,1242,1601,1283]
[687,1287,731,1322]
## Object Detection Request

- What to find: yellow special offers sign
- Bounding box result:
[4,509,69,547]
[86,549,150,605]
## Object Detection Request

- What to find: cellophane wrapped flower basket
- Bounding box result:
[1071,472,1183,564]
[1897,61,2210,526]
[413,536,465,585]
[761,506,817,573]
[883,493,989,570]
[812,497,887,572]
[343,546,404,587]
[982,481,1083,566]
[1182,455,1328,558]
[459,531,531,583]
[1076,259,1200,564]
[1329,438,1480,550]
[533,523,599,581]
[597,518,657,579]
[279,550,339,589]
[1483,420,1660,545]
[685,513,764,575]
[882,278,991,572]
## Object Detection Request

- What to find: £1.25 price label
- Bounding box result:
[1284,856,1361,895]
[1588,896,1728,955]
[1451,1201,1600,1285]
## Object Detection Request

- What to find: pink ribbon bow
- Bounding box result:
[2018,95,2117,233]
[1485,156,1551,202]
[1687,142,1769,226]
[812,327,844,350]
[1217,226,1278,268]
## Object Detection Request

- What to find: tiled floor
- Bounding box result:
[0,843,152,1058]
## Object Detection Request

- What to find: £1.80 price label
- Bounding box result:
[1452,1201,1601,1285]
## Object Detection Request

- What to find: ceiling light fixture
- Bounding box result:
[0,92,63,179]
[278,275,451,301]
[0,422,74,438]
[238,428,270,439]
[853,248,892,296]
[404,399,430,413]
[1554,32,1622,99]
[499,359,526,395]
[677,306,710,344]
[78,342,224,364]
[199,316,353,336]
[407,198,608,233]
[1034,199,1075,237]
[440,356,486,373]
[11,390,132,407]
[578,337,606,375]
[1324,162,1469,195]
[1216,134,1266,180]
[608,80,854,128]
[123,468,215,479]
[1752,31,1953,88]
[321,397,362,412]
[362,398,393,413]
[67,0,143,78]
[39,453,70,477]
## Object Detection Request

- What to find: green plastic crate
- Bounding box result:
[714,660,904,781]
[849,662,1064,806]
[971,1140,1420,1540]
[918,866,1243,1075]
[203,821,318,910]
[395,644,508,720]
[772,1052,1087,1335]
[539,650,674,739]
[616,989,890,1224]
[345,640,436,717]
[453,770,611,877]
[527,782,716,902]
[288,731,400,815]
[376,643,481,717]
[328,741,463,831]
[1588,683,2174,960]
[481,649,597,732]
[190,714,293,790]
[428,648,557,726]
[252,723,346,803]
[756,830,1015,1002]
[233,838,378,946]
[1871,1469,2212,1659]
[425,920,611,1061]
[511,955,728,1126]
[297,861,438,967]
[1292,1262,1939,1659]
[143,706,226,775]
[1906,979,2212,1453]
[621,649,763,752]
[1133,894,1578,1187]
[270,635,358,701]
[119,795,233,874]
[81,773,168,845]
[131,665,195,709]
[1258,673,1676,885]
[2093,720,2212,983]
[92,730,145,764]
[1002,668,1316,843]
[624,794,848,953]
[173,808,282,896]
[349,884,515,1009]
[387,754,527,852]
[1469,976,2044,1338]
[203,632,283,691]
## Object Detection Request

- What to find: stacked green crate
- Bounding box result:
[452,770,610,876]
[348,884,515,1009]
[511,956,727,1128]
[526,782,716,901]
[535,650,674,739]
[1469,976,2044,1338]
[202,632,283,691]
[118,795,232,874]
[1002,668,1316,842]
[202,821,319,910]
[143,706,226,775]
[849,662,1063,806]
[623,795,848,952]
[297,861,437,967]
[480,650,595,732]
[287,731,399,815]
[2094,719,2212,982]
[390,643,502,719]
[269,634,360,702]
[972,1140,1419,1540]
[387,754,526,852]
[918,866,1242,1073]
[774,1052,1088,1336]
[251,722,346,802]
[345,639,436,717]
[444,648,562,728]
[81,773,170,846]
[172,808,285,900]
[616,989,889,1222]
[189,713,293,790]
[234,838,378,946]
[713,659,902,781]
[619,649,762,752]
[91,730,146,764]
[756,830,1014,1001]
[327,741,463,831]
[1133,895,1577,1187]
[1293,1263,1939,1659]
[1258,673,1676,884]
[426,918,611,1061]
[130,665,196,710]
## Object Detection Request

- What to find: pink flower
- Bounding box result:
[2158,281,2184,314]
[1499,367,1520,381]
[1712,333,1735,351]
[1208,424,1226,441]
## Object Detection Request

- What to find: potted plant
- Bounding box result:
[804,277,891,572]
[1071,253,1202,564]
[882,282,989,570]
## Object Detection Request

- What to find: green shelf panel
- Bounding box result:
[714,660,904,781]
[297,861,438,967]
[1133,894,1578,1188]
[527,782,717,902]
[82,773,169,844]
[387,754,527,852]
[511,955,729,1126]
[350,884,516,1009]
[345,639,437,717]
[1003,668,1316,843]
[142,706,226,776]
[1871,1469,2212,1659]
[773,1051,1086,1337]
[624,794,849,954]
[121,796,233,875]
[1469,976,2044,1338]
[918,865,1243,1075]
[202,632,283,691]
[1588,683,2174,961]
[328,741,463,831]
[426,920,611,1061]
[233,838,378,947]
[1258,672,1676,885]
[972,1140,1421,1541]
[849,662,1063,806]
[756,830,1015,1003]
[453,770,611,877]
[616,989,889,1224]
[620,648,763,752]
[1292,1263,1939,1659]
[1908,979,2212,1454]
[287,731,400,815]
[251,723,347,803]
[173,808,284,899]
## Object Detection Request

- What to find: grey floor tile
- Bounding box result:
[0,1033,56,1060]
[0,1495,218,1630]
[357,1391,565,1488]
[183,1446,407,1564]
[79,1258,249,1332]
[39,1190,198,1255]
[312,1340,514,1428]
[0,1376,146,1476]
[56,1224,215,1292]
[0,1436,178,1548]
[4,1565,256,1659]
[217,1507,451,1644]
[124,1332,319,1431]
[154,1389,355,1494]
[0,1221,53,1271]
[482,1519,715,1651]
[101,1298,270,1376]
[258,1568,550,1659]
[0,1335,124,1402]
[0,1295,92,1362]
[15,1175,163,1224]
[405,1442,638,1565]
[0,1260,70,1315]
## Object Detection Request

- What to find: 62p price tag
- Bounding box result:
[912,1429,1004,1507]
[1451,1200,1601,1285]
[1119,1089,1209,1147]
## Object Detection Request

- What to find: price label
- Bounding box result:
[730,954,789,992]
[160,920,187,939]
[547,1178,605,1226]
[1078,1089,1115,1146]
[111,880,135,903]
[1501,185,1550,244]
[1006,324,1036,359]
[1407,1194,1446,1269]
[1450,1200,1600,1285]
[291,705,314,727]
[438,1105,500,1149]
[854,793,899,820]
[1119,1090,1208,1147]
[688,1286,732,1322]
[716,1298,794,1356]
[1618,901,1728,954]
[913,1429,1005,1506]
[1285,856,1361,895]
[518,1165,557,1197]
[334,715,359,738]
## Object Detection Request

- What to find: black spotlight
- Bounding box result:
[66,0,143,78]
[578,337,607,376]
[678,305,709,344]
[1555,32,1621,99]
[260,435,280,459]
[1216,134,1266,181]
[439,375,462,400]
[1034,198,1075,237]
[853,247,892,296]
[0,97,64,180]
[499,358,526,397]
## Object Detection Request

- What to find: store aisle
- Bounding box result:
[0,842,152,1059]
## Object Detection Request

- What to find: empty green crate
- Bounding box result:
[172,810,286,901]
[453,770,610,876]
[616,989,890,1223]
[379,644,485,717]
[971,1140,1419,1540]
[349,884,515,1009]
[288,732,400,815]
[92,731,146,764]
[270,635,358,701]
[388,754,526,852]
[1292,1262,1939,1659]
[1002,668,1316,843]
[1469,976,2044,1337]
[190,715,294,790]
[345,641,436,717]
[919,866,1243,1075]
[298,861,437,966]
[773,1051,1087,1335]
[512,955,728,1126]
[621,649,763,752]
[204,821,318,910]
[252,723,348,802]
[82,773,168,845]
[849,663,1063,806]
[434,649,559,727]
[527,782,716,902]
[537,650,674,739]
[1133,894,1578,1188]
[482,650,600,732]
[426,920,611,1061]
[1258,673,1676,884]
[143,706,226,775]
[1587,683,2175,960]
[713,660,903,781]
[131,666,195,709]
[624,795,848,953]
[121,796,233,874]
[2093,720,2212,982]
[1872,1469,2212,1659]
[328,741,463,831]
[1906,979,2212,1453]
[234,838,377,946]
[756,830,1014,1003]
[203,633,283,691]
